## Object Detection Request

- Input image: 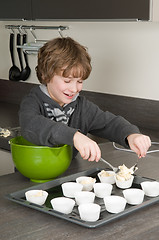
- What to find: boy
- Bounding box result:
[19,37,151,162]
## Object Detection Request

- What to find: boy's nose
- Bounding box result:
[70,82,78,92]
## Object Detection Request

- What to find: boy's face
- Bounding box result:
[47,73,83,106]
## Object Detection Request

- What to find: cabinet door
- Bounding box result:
[0,0,32,20]
[0,149,14,176]
[152,0,159,21]
[32,0,150,21]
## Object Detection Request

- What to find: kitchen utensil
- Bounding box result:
[100,158,119,173]
[16,33,31,81]
[131,156,140,172]
[22,34,31,80]
[16,33,24,80]
[9,33,21,81]
[131,163,138,172]
[9,136,72,183]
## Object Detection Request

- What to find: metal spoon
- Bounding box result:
[100,157,139,174]
[131,156,140,172]
[100,158,119,173]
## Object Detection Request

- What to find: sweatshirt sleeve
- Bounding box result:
[19,95,78,146]
[83,99,140,148]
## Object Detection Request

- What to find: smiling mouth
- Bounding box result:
[64,93,74,98]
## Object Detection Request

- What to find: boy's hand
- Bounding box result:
[73,131,101,162]
[127,133,151,158]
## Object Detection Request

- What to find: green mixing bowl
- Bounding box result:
[10,136,72,183]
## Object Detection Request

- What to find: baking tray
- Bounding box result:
[5,168,159,228]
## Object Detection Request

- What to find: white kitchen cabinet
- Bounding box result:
[152,0,159,21]
[0,149,14,176]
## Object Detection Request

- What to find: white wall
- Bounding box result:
[0,20,159,100]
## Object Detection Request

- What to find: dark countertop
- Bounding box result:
[1,142,159,240]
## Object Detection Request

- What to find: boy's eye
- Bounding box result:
[63,78,83,84]
[64,80,71,83]
[64,79,71,83]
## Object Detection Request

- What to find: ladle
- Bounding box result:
[9,33,21,81]
[16,33,31,81]
[22,34,31,80]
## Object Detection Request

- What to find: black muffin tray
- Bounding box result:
[5,168,159,228]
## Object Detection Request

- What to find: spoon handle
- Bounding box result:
[100,158,118,172]
[9,33,15,65]
[17,33,24,70]
[22,34,29,66]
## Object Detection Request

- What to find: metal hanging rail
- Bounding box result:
[5,24,69,54]
[5,25,69,31]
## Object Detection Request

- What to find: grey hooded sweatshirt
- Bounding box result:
[19,85,140,157]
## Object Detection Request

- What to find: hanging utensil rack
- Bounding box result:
[5,25,69,54]
[5,24,69,32]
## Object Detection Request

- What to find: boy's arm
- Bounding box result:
[73,131,151,162]
[127,133,151,158]
[19,96,77,147]
[73,131,101,162]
